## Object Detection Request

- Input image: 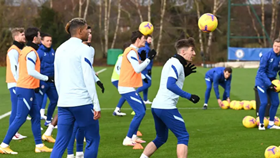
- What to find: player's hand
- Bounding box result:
[93,110,101,120]
[217,99,222,106]
[139,50,147,61]
[269,84,277,92]
[95,73,99,77]
[189,94,200,103]
[227,98,230,103]
[47,76,54,82]
[184,62,196,77]
[148,49,157,60]
[97,81,105,93]
[143,78,148,83]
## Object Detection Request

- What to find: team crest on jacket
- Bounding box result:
[44,52,47,56]
[41,85,45,89]
[52,53,54,56]
[30,97,33,101]
[270,58,274,62]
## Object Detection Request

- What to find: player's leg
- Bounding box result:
[121,92,146,145]
[256,86,268,130]
[141,108,168,158]
[29,94,52,153]
[67,122,79,157]
[50,107,75,158]
[41,93,48,117]
[203,77,212,109]
[42,114,57,143]
[37,81,48,120]
[8,87,27,140]
[143,74,152,104]
[112,81,126,116]
[267,90,280,129]
[161,109,189,158]
[0,88,32,154]
[72,104,100,158]
[45,83,58,125]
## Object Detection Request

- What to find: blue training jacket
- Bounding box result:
[205,67,232,99]
[37,44,55,77]
[255,49,280,88]
[138,41,153,74]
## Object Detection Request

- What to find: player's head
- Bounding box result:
[65,18,88,41]
[25,27,41,44]
[175,38,196,61]
[224,67,232,79]
[123,42,131,51]
[41,33,52,48]
[147,35,152,44]
[11,28,25,43]
[273,38,280,54]
[86,25,92,44]
[131,30,146,48]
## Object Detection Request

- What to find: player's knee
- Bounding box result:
[271,99,279,107]
[260,100,268,107]
[135,109,146,118]
[206,87,211,92]
[153,135,168,148]
[177,133,189,146]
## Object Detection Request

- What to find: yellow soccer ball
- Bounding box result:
[198,13,218,32]
[139,21,154,36]
[272,80,280,92]
[234,101,243,110]
[220,100,229,109]
[250,100,256,110]
[264,146,280,158]
[242,101,251,110]
[256,117,269,127]
[229,100,237,109]
[242,116,256,128]
[270,116,280,126]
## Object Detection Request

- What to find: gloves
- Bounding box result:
[189,94,200,103]
[148,49,157,60]
[34,88,40,93]
[143,78,148,83]
[184,62,196,77]
[47,76,54,82]
[139,50,147,61]
[97,81,105,93]
[148,70,151,76]
[269,84,276,92]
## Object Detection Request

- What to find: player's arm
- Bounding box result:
[259,53,272,87]
[166,64,199,103]
[26,51,52,82]
[81,47,101,113]
[8,49,19,81]
[127,50,150,73]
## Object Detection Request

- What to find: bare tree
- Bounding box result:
[79,0,85,17]
[205,0,225,59]
[195,0,204,57]
[83,0,90,19]
[261,0,267,47]
[71,0,79,12]
[111,0,121,48]
[247,5,262,45]
[156,0,167,56]
[104,0,112,56]
[270,0,279,41]
[130,0,143,22]
[148,0,151,22]
[99,1,104,56]
[50,0,53,8]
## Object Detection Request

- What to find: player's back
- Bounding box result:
[152,57,184,109]
[54,37,92,107]
[205,67,224,79]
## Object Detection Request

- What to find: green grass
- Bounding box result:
[0,66,278,158]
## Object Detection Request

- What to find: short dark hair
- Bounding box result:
[224,67,232,73]
[25,27,39,42]
[41,32,51,40]
[65,18,87,35]
[123,42,131,50]
[175,37,195,51]
[131,31,144,43]
[274,38,280,43]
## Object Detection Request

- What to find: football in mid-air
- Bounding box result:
[139,21,154,36]
[198,13,218,32]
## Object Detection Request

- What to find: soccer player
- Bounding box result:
[140,38,199,158]
[112,43,131,116]
[137,35,154,104]
[255,38,280,130]
[0,27,53,154]
[66,25,104,158]
[51,18,101,158]
[119,30,156,146]
[35,33,58,126]
[202,67,232,110]
[5,28,27,140]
